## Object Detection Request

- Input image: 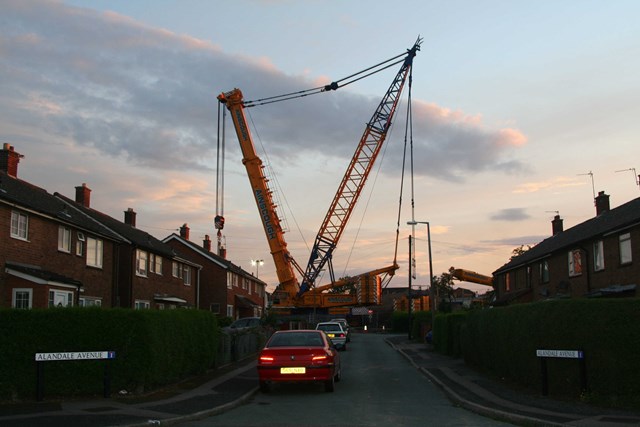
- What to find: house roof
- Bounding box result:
[6,261,84,288]
[55,192,177,258]
[494,196,640,275]
[0,172,122,242]
[163,233,266,284]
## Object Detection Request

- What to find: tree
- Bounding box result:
[510,244,532,261]
[431,269,456,313]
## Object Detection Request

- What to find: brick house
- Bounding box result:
[0,144,121,308]
[163,225,266,319]
[493,191,640,305]
[0,144,200,309]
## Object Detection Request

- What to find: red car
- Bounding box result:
[257,329,342,392]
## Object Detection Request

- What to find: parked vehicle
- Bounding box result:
[330,318,351,342]
[227,317,262,330]
[315,322,347,350]
[257,330,341,393]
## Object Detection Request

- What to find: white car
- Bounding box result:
[315,322,347,350]
[330,318,351,342]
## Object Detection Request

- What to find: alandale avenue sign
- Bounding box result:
[35,351,116,362]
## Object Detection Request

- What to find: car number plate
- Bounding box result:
[281,367,305,374]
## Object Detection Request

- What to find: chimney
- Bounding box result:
[551,214,563,235]
[124,208,137,227]
[180,223,190,240]
[595,191,610,216]
[203,234,212,252]
[75,183,91,208]
[0,144,24,177]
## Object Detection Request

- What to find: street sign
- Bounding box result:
[35,351,116,362]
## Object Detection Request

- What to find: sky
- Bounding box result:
[2,0,639,294]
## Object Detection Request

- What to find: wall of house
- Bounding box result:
[0,208,115,307]
[498,224,640,303]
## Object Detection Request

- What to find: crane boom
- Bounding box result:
[300,39,421,294]
[217,89,300,299]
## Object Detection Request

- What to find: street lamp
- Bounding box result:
[251,259,264,278]
[407,221,435,329]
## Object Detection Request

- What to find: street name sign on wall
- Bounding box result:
[536,349,584,359]
[35,351,116,362]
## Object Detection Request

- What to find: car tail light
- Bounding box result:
[312,355,328,362]
[338,333,345,338]
[259,355,274,363]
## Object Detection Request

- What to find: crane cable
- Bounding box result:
[242,53,410,108]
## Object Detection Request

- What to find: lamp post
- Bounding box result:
[407,221,435,328]
[251,259,264,278]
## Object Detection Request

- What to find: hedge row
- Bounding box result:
[0,307,218,400]
[458,299,640,409]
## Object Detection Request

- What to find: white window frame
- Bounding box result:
[58,226,71,253]
[183,265,191,286]
[135,300,150,309]
[76,232,85,256]
[150,254,163,275]
[49,290,74,307]
[172,261,183,278]
[568,249,583,277]
[619,233,632,265]
[593,240,605,271]
[79,297,102,307]
[226,304,234,317]
[86,236,103,268]
[10,210,28,240]
[136,249,148,277]
[12,288,32,309]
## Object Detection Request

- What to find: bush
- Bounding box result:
[0,308,218,400]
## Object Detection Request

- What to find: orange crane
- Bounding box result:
[217,39,421,309]
[451,268,494,286]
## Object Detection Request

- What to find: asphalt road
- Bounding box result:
[179,333,513,427]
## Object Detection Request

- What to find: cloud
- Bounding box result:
[0,0,528,184]
[489,208,530,221]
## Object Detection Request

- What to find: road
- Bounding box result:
[180,333,512,427]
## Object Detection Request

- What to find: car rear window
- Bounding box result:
[316,324,341,332]
[268,332,323,347]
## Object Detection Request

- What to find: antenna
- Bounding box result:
[577,171,596,200]
[615,167,639,190]
[545,210,559,217]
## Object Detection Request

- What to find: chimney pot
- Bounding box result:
[595,191,610,216]
[0,144,24,177]
[75,183,91,208]
[551,214,563,236]
[180,223,190,240]
[124,208,137,227]
[203,234,212,252]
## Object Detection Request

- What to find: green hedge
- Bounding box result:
[0,308,218,400]
[457,299,640,409]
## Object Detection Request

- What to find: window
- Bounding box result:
[49,290,73,307]
[58,226,71,252]
[210,303,220,314]
[150,254,162,275]
[593,240,605,271]
[172,261,183,278]
[226,304,234,317]
[620,233,632,264]
[183,265,191,285]
[10,210,28,240]
[568,249,582,277]
[76,232,85,256]
[12,288,32,309]
[505,273,511,292]
[135,300,150,309]
[87,237,103,268]
[539,260,549,283]
[79,297,102,307]
[136,249,148,277]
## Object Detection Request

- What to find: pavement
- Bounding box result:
[1,334,640,426]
